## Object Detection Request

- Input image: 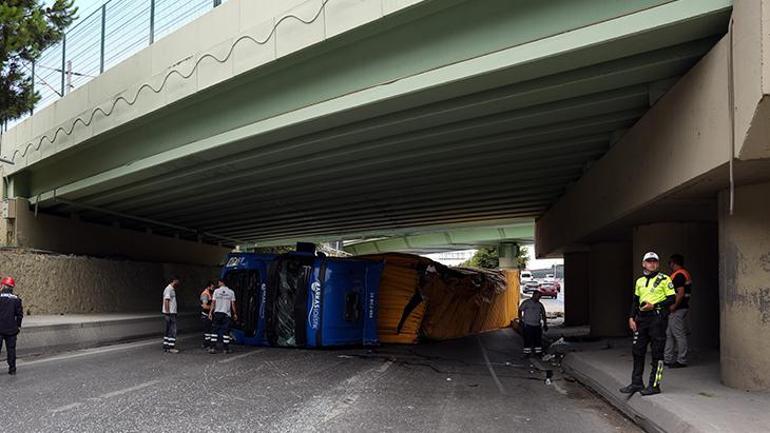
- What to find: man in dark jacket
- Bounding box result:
[0,276,23,375]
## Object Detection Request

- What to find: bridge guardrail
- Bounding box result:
[4,0,227,131]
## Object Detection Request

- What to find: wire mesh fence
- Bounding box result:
[6,0,227,130]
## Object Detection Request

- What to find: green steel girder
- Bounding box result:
[343,222,535,255]
[9,0,732,245]
[55,36,715,211]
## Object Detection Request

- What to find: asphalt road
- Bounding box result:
[0,329,641,433]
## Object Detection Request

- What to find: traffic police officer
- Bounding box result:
[0,276,23,375]
[620,252,676,396]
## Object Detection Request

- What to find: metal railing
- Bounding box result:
[6,0,227,129]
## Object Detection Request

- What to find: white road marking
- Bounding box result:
[49,402,83,414]
[477,335,506,395]
[376,360,393,373]
[217,349,264,364]
[269,360,393,432]
[49,380,161,414]
[99,380,160,399]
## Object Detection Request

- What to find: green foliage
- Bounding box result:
[460,245,530,269]
[1,0,77,124]
[461,247,499,269]
[516,245,530,270]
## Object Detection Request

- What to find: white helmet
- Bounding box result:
[642,252,660,262]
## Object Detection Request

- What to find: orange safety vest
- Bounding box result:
[670,268,692,286]
[669,268,692,309]
[200,289,213,311]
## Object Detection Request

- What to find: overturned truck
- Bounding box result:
[220,249,519,348]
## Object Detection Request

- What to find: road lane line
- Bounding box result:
[376,360,393,373]
[269,360,393,432]
[99,380,160,399]
[217,349,264,364]
[49,402,83,414]
[477,335,506,395]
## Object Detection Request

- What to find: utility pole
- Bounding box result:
[66,60,73,94]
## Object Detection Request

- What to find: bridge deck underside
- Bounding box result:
[18,0,730,246]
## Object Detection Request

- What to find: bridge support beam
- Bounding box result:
[497,242,519,269]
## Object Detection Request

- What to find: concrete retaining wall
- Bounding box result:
[0,249,220,316]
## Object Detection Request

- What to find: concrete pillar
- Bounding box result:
[563,251,589,326]
[498,241,519,269]
[589,242,632,337]
[719,183,770,391]
[632,222,719,350]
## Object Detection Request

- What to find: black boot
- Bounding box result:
[641,360,663,396]
[619,383,643,394]
[8,368,16,375]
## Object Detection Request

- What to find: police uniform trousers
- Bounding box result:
[632,310,668,387]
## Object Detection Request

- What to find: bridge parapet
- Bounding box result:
[2,0,423,174]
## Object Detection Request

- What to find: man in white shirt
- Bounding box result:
[162,277,180,353]
[209,279,238,354]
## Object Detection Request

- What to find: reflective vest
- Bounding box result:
[200,289,213,314]
[670,268,692,308]
[634,273,675,308]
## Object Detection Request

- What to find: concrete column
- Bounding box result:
[498,241,518,269]
[563,251,589,326]
[589,242,632,337]
[719,183,770,391]
[632,222,719,350]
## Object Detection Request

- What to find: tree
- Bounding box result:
[516,245,530,270]
[1,0,77,125]
[460,245,530,269]
[461,247,499,269]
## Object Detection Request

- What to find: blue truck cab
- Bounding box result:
[220,252,276,346]
[263,251,383,348]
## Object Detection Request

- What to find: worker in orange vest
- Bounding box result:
[665,254,691,368]
[200,281,215,349]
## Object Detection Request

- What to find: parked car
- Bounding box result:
[541,274,561,293]
[537,280,559,298]
[520,271,534,285]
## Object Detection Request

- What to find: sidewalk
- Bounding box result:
[17,312,201,357]
[562,342,770,433]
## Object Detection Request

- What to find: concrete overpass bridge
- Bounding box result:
[3,0,770,391]
[2,0,729,245]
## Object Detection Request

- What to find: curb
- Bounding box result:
[562,353,686,433]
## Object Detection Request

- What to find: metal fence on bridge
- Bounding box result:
[5,0,227,130]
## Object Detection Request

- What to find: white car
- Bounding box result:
[520,271,534,285]
[520,271,540,292]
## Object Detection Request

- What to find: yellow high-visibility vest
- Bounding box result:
[634,273,675,307]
